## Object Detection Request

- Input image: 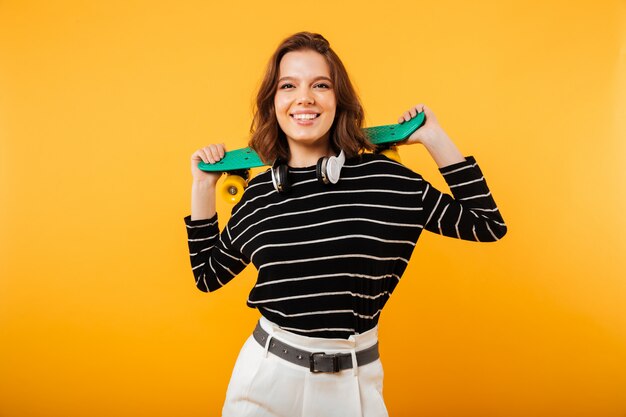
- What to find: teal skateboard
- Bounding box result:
[199,112,426,203]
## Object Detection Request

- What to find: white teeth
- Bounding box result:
[291,113,319,120]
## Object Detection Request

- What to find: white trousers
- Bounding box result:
[222,317,388,417]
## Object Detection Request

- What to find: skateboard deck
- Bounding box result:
[198,112,426,172]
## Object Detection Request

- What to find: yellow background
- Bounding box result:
[1,1,625,416]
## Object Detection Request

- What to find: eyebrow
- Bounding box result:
[278,76,333,83]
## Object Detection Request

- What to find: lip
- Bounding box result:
[290,111,320,115]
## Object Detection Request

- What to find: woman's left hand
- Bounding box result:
[397,104,449,147]
[397,103,466,168]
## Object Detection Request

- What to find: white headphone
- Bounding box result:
[271,150,346,193]
[317,150,345,185]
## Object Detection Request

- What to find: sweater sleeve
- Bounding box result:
[184,214,250,292]
[421,156,507,242]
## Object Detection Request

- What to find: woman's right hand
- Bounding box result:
[190,143,226,185]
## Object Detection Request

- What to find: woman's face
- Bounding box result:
[274,49,337,153]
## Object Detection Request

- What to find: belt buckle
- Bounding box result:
[309,351,340,373]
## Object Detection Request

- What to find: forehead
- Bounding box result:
[278,50,331,79]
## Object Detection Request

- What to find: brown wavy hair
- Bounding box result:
[249,32,374,164]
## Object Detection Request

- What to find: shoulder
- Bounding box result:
[344,153,423,179]
[246,168,273,189]
[340,153,426,195]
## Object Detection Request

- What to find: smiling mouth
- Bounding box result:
[290,113,320,120]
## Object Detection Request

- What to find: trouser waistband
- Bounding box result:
[252,320,379,373]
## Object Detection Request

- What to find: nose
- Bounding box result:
[297,94,314,105]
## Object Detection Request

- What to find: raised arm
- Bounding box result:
[185,144,250,291]
[398,104,507,241]
[420,157,507,241]
[190,143,225,221]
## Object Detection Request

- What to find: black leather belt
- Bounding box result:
[252,321,379,373]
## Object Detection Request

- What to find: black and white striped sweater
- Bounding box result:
[184,153,507,339]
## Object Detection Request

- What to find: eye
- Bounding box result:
[314,83,331,89]
[279,83,294,89]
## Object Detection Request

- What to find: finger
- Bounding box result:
[409,107,417,118]
[218,143,226,159]
[193,149,208,164]
[202,147,215,164]
[403,111,411,122]
[208,145,222,163]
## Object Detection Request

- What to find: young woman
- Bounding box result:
[185,32,507,417]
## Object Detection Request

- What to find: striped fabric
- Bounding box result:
[184,154,507,339]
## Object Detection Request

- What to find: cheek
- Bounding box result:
[326,99,337,119]
[273,98,289,129]
[325,93,337,115]
[274,94,288,112]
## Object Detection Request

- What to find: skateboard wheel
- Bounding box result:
[221,175,248,204]
[380,146,401,163]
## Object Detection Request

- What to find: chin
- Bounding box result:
[286,132,331,146]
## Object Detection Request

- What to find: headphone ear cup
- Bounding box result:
[271,161,291,194]
[279,164,291,193]
[325,156,340,185]
[316,157,329,185]
[325,150,345,185]
[316,150,345,185]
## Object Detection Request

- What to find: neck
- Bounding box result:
[287,141,335,168]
